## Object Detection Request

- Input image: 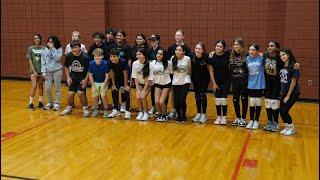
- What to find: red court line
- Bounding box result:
[231,132,251,180]
[1,116,59,143]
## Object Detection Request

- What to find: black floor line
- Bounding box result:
[1,174,38,180]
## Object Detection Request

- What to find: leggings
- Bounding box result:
[112,89,130,111]
[172,84,189,118]
[280,93,300,124]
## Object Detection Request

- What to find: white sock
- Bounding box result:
[66,106,72,111]
[29,97,34,104]
[39,96,43,102]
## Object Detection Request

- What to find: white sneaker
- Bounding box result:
[60,108,72,116]
[214,116,222,125]
[284,124,295,136]
[232,118,240,126]
[52,103,60,111]
[140,112,149,121]
[199,114,207,123]
[220,116,227,125]
[168,110,177,119]
[136,111,144,120]
[44,103,53,110]
[252,121,259,130]
[280,123,289,134]
[246,120,254,129]
[239,118,247,127]
[120,103,126,112]
[91,109,100,117]
[192,113,202,122]
[108,109,120,118]
[83,109,90,117]
[148,106,155,115]
[124,111,131,119]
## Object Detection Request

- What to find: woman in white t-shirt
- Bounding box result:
[171,45,191,123]
[149,48,172,122]
[65,31,87,55]
[132,48,151,121]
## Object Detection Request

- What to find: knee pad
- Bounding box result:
[255,97,262,106]
[271,99,280,110]
[220,98,227,106]
[215,98,221,105]
[250,97,256,107]
[265,99,271,108]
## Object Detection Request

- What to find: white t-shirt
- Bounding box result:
[65,44,87,54]
[149,60,172,85]
[172,55,191,85]
[132,60,147,84]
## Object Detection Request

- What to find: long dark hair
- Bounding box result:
[135,33,149,48]
[172,45,185,71]
[47,35,61,49]
[230,37,246,60]
[279,48,296,73]
[137,48,150,78]
[156,48,168,70]
[192,42,207,64]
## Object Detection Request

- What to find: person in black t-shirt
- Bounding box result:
[167,29,191,119]
[131,33,150,63]
[105,28,117,57]
[279,48,300,136]
[190,42,210,124]
[87,32,109,60]
[60,40,90,117]
[209,40,231,125]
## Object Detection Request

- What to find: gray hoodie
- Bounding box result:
[41,47,63,75]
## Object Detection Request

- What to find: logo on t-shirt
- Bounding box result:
[70,60,84,72]
[265,58,277,76]
[176,65,187,73]
[280,69,288,83]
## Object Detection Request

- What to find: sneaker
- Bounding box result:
[232,118,240,126]
[120,103,126,113]
[44,103,53,110]
[246,120,254,129]
[271,122,280,132]
[156,114,163,122]
[180,116,187,124]
[91,109,100,117]
[108,109,120,118]
[38,102,44,109]
[141,112,149,121]
[263,121,272,131]
[103,110,109,118]
[280,123,289,135]
[199,114,207,123]
[252,121,259,130]
[175,116,182,123]
[214,116,221,125]
[284,125,295,136]
[148,106,155,115]
[192,113,202,122]
[60,108,72,116]
[83,109,90,117]
[124,111,131,119]
[28,103,35,111]
[162,114,168,122]
[220,116,227,125]
[53,104,60,111]
[136,111,144,120]
[168,110,177,119]
[238,118,247,127]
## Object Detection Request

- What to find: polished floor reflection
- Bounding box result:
[1,80,319,179]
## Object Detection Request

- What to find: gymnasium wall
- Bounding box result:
[1,0,318,99]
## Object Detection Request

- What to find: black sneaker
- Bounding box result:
[180,116,187,124]
[175,116,182,123]
[38,102,44,109]
[28,103,35,111]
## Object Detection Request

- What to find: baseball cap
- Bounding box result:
[148,33,160,41]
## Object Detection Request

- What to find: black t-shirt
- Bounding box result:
[112,43,132,62]
[228,49,248,78]
[168,43,191,59]
[64,52,90,80]
[131,45,150,62]
[190,53,210,84]
[106,40,116,59]
[280,65,300,97]
[210,51,231,84]
[110,58,128,85]
[263,52,284,80]
[87,43,109,61]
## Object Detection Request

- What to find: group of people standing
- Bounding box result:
[26,28,301,136]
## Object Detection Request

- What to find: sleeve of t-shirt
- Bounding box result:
[64,54,70,67]
[105,61,110,73]
[126,45,132,60]
[88,62,93,73]
[185,46,191,57]
[121,59,128,71]
[131,62,137,79]
[26,46,32,59]
[292,69,300,79]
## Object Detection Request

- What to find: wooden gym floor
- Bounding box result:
[1,80,319,179]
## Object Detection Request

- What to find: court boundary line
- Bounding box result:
[231,132,251,180]
[1,174,38,180]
